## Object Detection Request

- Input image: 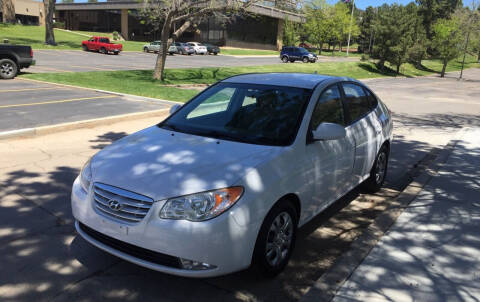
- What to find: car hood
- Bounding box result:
[91,126,279,201]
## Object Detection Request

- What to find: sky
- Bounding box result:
[326,0,415,10]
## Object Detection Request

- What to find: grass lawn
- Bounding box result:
[0,24,147,51]
[21,56,479,102]
[220,48,278,56]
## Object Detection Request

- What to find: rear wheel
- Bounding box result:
[143,47,149,53]
[0,59,18,79]
[82,45,88,51]
[100,47,107,54]
[252,199,297,277]
[281,56,289,63]
[302,56,309,63]
[362,145,389,193]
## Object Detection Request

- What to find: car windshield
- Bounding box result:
[298,47,309,54]
[160,83,312,146]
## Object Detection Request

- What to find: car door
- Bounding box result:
[305,84,355,216]
[340,82,379,185]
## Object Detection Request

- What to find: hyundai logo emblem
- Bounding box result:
[108,199,122,211]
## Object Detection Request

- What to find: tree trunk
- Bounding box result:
[440,59,447,78]
[153,16,193,81]
[44,0,56,45]
[2,0,16,23]
[153,14,173,81]
[396,64,400,74]
[477,49,480,62]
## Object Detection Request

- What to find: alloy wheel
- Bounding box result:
[265,212,293,267]
[375,151,387,184]
[1,62,14,77]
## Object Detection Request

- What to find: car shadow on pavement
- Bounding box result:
[0,115,466,302]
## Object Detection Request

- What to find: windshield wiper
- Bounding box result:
[160,123,178,131]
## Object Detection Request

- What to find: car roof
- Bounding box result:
[222,73,348,89]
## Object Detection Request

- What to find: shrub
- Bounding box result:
[53,22,65,29]
[113,31,119,40]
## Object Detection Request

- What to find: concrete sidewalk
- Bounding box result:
[332,127,480,302]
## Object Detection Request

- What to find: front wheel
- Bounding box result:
[0,59,18,79]
[143,47,149,53]
[82,45,88,51]
[113,51,119,55]
[362,145,389,193]
[252,200,297,277]
[100,47,107,54]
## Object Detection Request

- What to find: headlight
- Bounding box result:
[80,158,92,193]
[159,187,243,221]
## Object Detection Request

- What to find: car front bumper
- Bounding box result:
[71,176,260,277]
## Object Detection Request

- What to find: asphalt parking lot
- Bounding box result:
[26,50,358,73]
[0,79,170,133]
[0,69,479,302]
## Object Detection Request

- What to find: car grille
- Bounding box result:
[93,183,154,223]
[78,222,181,268]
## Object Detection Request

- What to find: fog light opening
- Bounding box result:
[179,258,216,270]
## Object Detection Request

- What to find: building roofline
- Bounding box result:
[55,2,305,23]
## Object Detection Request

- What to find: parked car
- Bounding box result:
[280,46,317,63]
[72,73,392,278]
[0,44,35,79]
[172,42,195,55]
[187,42,207,55]
[82,37,123,55]
[143,41,177,55]
[204,43,220,55]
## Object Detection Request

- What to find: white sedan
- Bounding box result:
[72,73,393,278]
[187,42,207,55]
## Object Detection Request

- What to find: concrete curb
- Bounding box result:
[16,77,183,105]
[300,128,467,302]
[0,108,170,141]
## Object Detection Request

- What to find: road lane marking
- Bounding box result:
[0,95,117,109]
[0,87,64,93]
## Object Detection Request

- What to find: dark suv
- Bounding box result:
[280,46,317,63]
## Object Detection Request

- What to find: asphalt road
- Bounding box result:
[0,69,479,302]
[26,50,358,73]
[0,79,170,132]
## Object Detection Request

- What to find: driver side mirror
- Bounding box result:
[169,104,181,115]
[312,123,346,141]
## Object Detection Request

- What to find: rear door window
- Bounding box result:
[342,83,371,123]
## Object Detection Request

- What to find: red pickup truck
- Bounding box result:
[82,37,122,55]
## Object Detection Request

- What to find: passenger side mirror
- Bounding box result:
[169,104,181,115]
[312,123,346,141]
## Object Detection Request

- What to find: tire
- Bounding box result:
[214,52,218,55]
[281,56,289,63]
[302,57,309,63]
[252,199,297,277]
[362,145,389,193]
[100,47,107,54]
[143,47,149,53]
[82,45,88,51]
[0,59,18,79]
[113,51,119,55]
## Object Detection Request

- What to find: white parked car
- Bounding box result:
[187,42,207,55]
[143,41,177,55]
[72,73,393,278]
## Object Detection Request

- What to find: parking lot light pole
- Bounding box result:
[346,0,355,57]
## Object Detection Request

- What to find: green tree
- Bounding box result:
[304,0,330,53]
[416,0,463,39]
[431,17,463,77]
[372,4,418,73]
[283,17,299,46]
[358,6,376,53]
[331,1,359,54]
[407,3,429,68]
